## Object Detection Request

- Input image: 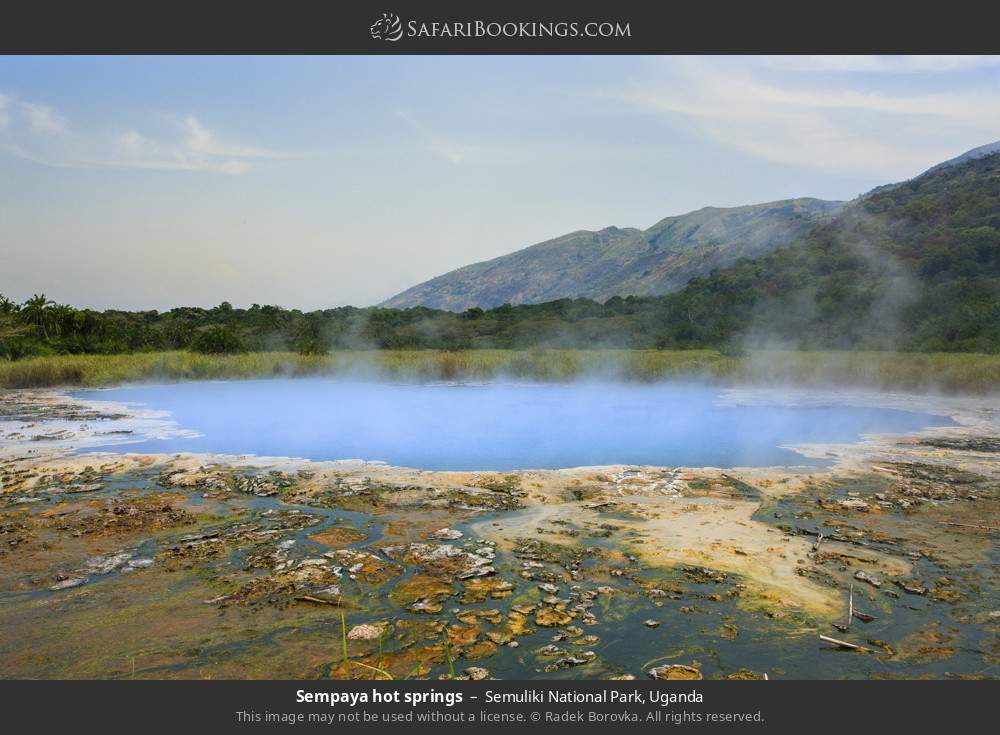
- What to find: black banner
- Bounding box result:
[2,0,1000,54]
[1,680,992,731]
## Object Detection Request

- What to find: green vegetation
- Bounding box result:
[381,198,842,311]
[0,349,728,388]
[0,153,997,371]
[1,349,998,393]
[0,351,332,388]
[654,153,1000,352]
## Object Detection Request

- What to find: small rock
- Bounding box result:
[648,664,702,680]
[535,607,574,627]
[854,571,882,588]
[121,558,154,573]
[409,598,444,614]
[85,552,133,575]
[839,499,870,511]
[347,623,385,641]
[50,577,87,590]
[459,667,489,681]
[542,652,597,672]
[551,626,583,642]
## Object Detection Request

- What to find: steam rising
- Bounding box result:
[78,379,951,471]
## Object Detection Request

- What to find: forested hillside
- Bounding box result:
[2,152,998,358]
[381,199,841,310]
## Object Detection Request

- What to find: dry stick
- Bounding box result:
[847,583,854,629]
[295,594,336,605]
[937,521,999,532]
[820,635,871,653]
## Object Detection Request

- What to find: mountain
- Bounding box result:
[924,140,1000,175]
[381,198,843,311]
[5,146,998,359]
[653,149,1000,351]
[379,144,1000,352]
[864,140,1000,198]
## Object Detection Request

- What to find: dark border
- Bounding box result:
[3,0,1000,54]
[3,680,994,732]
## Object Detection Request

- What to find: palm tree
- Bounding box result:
[48,303,76,339]
[22,294,55,339]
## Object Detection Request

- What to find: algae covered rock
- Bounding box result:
[648,663,702,680]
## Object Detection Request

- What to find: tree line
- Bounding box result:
[3,152,998,359]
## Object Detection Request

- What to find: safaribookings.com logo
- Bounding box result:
[370,13,403,41]
[369,13,631,42]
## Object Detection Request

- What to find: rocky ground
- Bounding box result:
[0,387,997,680]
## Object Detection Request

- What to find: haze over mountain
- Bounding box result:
[382,198,844,311]
[657,144,1000,352]
[383,142,999,313]
[4,143,998,359]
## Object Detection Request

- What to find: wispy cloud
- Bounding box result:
[620,57,1000,178]
[108,115,283,174]
[0,93,13,128]
[395,110,491,165]
[21,101,66,134]
[0,93,284,174]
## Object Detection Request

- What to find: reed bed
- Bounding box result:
[1,349,998,393]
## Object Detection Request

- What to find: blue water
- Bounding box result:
[74,379,952,470]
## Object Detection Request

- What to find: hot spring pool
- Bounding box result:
[74,379,953,470]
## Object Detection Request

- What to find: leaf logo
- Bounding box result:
[370,12,403,42]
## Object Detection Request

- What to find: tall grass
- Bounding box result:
[340,607,349,670]
[0,351,334,389]
[442,634,456,679]
[737,350,1000,394]
[0,349,998,393]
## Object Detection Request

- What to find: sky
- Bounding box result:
[1,55,999,311]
